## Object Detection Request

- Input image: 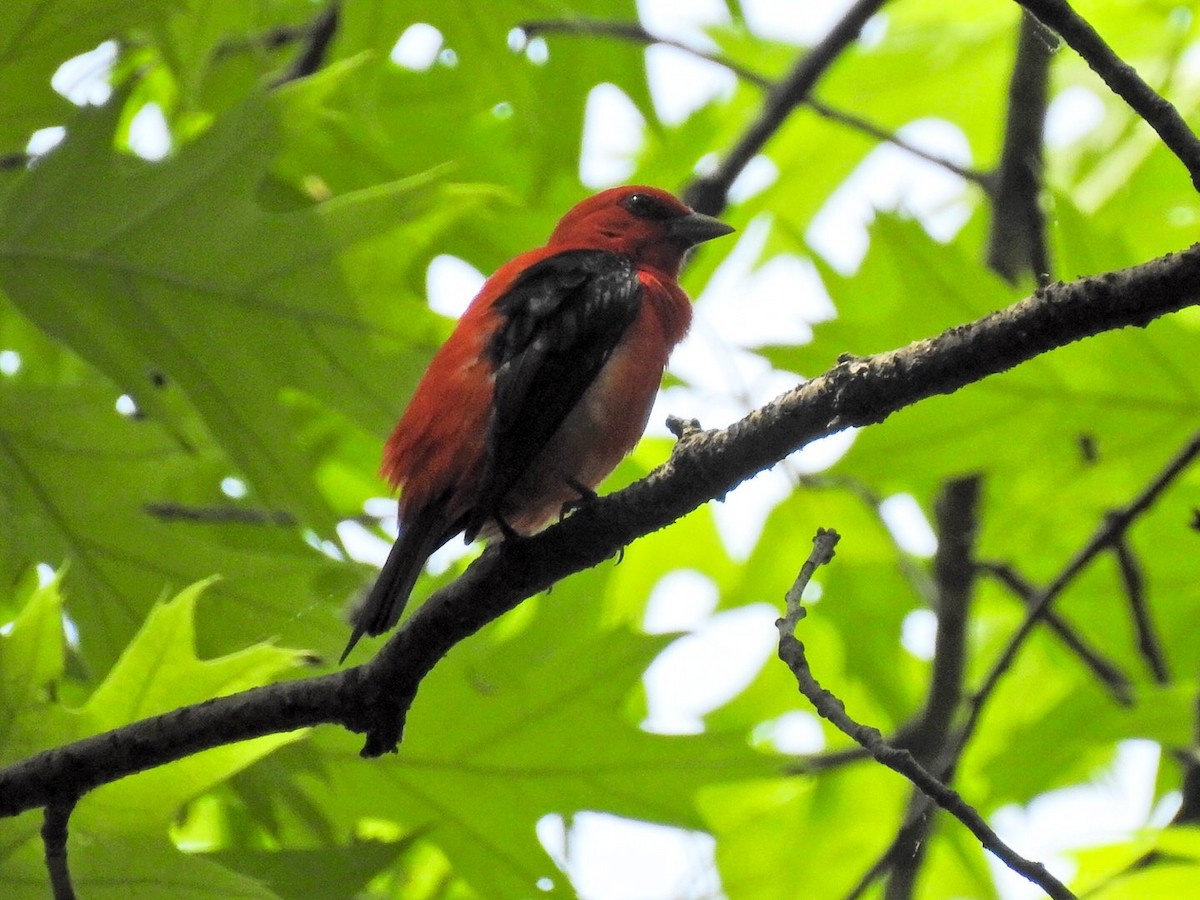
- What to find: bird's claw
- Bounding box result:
[558,476,598,522]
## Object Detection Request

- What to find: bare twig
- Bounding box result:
[776,531,1074,900]
[960,429,1200,749]
[1111,533,1170,683]
[781,529,841,626]
[683,0,890,215]
[987,12,1056,283]
[1017,0,1200,192]
[978,560,1133,703]
[520,18,986,186]
[42,798,78,900]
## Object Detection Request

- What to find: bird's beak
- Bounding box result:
[669,211,735,246]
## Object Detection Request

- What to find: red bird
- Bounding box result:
[342,186,733,660]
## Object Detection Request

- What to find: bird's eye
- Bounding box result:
[621,192,675,220]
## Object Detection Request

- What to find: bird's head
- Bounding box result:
[547,185,734,276]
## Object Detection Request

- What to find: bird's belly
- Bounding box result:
[497,320,667,534]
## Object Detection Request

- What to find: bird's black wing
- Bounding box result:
[466,249,642,539]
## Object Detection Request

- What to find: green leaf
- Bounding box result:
[0,89,482,533]
[0,0,186,149]
[0,380,356,667]
[0,831,282,900]
[0,578,309,833]
[279,598,777,896]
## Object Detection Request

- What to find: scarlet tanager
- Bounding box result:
[342,186,733,660]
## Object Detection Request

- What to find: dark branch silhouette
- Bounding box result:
[683,0,890,215]
[884,477,980,899]
[1017,0,1200,191]
[1111,532,1170,683]
[0,242,1196,818]
[978,560,1133,702]
[776,530,1074,900]
[958,429,1200,753]
[42,798,78,900]
[987,12,1056,282]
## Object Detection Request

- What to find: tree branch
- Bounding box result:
[1016,0,1200,192]
[776,531,1074,900]
[977,560,1133,703]
[41,797,78,900]
[959,428,1200,750]
[987,12,1056,283]
[0,244,1198,814]
[683,0,889,215]
[1110,532,1170,683]
[885,477,981,899]
[270,1,340,87]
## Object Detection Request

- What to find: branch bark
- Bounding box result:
[42,798,78,900]
[0,243,1198,814]
[886,477,981,899]
[1016,0,1200,192]
[987,12,1056,282]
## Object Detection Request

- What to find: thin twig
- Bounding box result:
[777,532,1074,900]
[960,429,1200,749]
[520,18,987,186]
[270,1,340,87]
[978,560,1133,703]
[143,502,298,526]
[803,98,988,185]
[987,12,1056,283]
[1111,533,1170,683]
[684,0,890,215]
[520,19,772,89]
[1017,0,1200,192]
[42,798,78,900]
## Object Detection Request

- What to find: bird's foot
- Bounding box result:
[558,476,599,522]
[494,513,522,542]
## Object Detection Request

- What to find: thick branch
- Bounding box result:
[1016,0,1200,192]
[0,244,1198,812]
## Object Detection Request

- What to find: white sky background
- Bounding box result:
[28,1,1174,898]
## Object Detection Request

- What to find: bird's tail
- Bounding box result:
[340,511,450,663]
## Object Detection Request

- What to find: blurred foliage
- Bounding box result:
[1,0,1199,897]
